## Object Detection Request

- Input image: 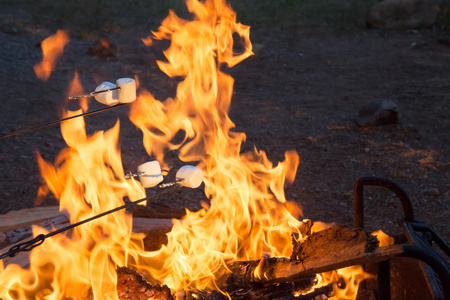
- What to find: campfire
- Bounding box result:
[0,0,449,299]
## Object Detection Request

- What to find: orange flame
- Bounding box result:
[33,30,70,81]
[317,266,376,299]
[129,0,303,291]
[0,0,374,298]
[372,229,394,247]
[0,74,146,299]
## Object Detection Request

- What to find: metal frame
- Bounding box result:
[353,176,450,300]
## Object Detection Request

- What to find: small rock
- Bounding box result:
[357,99,398,127]
[366,0,439,30]
[423,188,440,197]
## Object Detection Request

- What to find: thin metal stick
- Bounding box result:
[68,87,120,99]
[0,184,180,260]
[0,103,128,140]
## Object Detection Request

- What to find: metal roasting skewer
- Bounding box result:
[0,101,128,140]
[0,184,181,260]
[68,86,120,99]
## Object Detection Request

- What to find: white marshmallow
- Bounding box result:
[116,78,136,103]
[176,165,203,189]
[137,161,164,188]
[94,82,119,106]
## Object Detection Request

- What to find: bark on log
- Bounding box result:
[116,267,172,300]
[228,225,404,284]
[6,214,69,244]
[83,267,172,300]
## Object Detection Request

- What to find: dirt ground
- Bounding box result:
[0,8,449,244]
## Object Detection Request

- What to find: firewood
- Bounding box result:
[116,267,172,300]
[228,225,404,284]
[0,218,174,269]
[6,214,69,244]
[0,206,65,232]
[292,279,345,300]
[0,220,71,269]
[83,267,172,300]
[291,225,379,262]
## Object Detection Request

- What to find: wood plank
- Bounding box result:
[6,214,69,244]
[0,221,70,269]
[0,218,174,269]
[0,206,65,232]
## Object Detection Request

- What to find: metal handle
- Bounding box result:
[353,176,415,230]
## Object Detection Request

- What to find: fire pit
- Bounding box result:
[0,0,449,299]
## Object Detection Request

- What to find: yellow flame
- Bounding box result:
[0,73,147,299]
[129,0,303,291]
[0,0,374,298]
[33,30,69,81]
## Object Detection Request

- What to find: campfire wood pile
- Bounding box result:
[0,205,405,299]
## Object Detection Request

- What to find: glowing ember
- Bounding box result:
[0,0,374,299]
[33,30,69,81]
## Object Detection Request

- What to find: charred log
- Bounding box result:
[228,225,403,284]
[85,267,172,300]
[183,278,344,300]
[116,267,172,300]
[291,225,379,262]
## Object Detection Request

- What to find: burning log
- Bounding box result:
[182,277,344,300]
[228,225,403,284]
[83,267,172,300]
[116,267,172,300]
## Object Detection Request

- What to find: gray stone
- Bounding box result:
[366,0,440,30]
[357,99,399,127]
[423,188,440,197]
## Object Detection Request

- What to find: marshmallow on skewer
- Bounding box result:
[92,78,136,105]
[116,78,136,103]
[94,82,119,106]
[137,161,164,188]
[176,165,204,188]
